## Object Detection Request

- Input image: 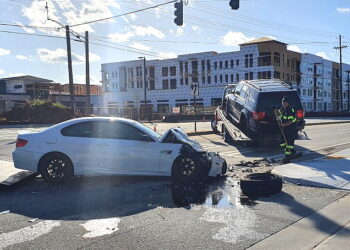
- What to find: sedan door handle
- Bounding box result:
[161,150,172,154]
[96,143,109,146]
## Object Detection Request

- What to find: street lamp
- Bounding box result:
[138,56,147,120]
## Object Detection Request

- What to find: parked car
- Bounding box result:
[225,79,305,139]
[13,117,227,183]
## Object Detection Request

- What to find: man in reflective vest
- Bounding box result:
[277,96,297,157]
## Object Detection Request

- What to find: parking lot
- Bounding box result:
[1,121,350,249]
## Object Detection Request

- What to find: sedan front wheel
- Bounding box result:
[172,155,204,183]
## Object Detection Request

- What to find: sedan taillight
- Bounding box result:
[16,138,28,147]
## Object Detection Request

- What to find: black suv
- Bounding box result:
[223,79,305,139]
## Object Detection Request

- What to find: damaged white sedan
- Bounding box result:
[13,117,227,183]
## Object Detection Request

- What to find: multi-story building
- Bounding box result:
[101,37,350,114]
[0,75,103,114]
[61,83,102,96]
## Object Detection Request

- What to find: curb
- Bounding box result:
[306,121,350,126]
[187,130,214,136]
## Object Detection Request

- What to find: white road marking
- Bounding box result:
[80,218,121,238]
[0,220,60,249]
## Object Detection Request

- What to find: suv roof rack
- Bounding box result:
[244,79,293,91]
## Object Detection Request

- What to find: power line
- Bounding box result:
[70,0,176,27]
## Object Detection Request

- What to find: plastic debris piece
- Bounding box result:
[28,218,38,222]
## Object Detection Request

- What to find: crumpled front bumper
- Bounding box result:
[208,152,227,177]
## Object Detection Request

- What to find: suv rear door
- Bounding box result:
[234,84,249,122]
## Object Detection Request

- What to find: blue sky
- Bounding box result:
[0,0,349,85]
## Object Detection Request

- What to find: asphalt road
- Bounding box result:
[0,123,350,249]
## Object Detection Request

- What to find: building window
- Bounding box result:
[236,73,239,82]
[258,52,271,66]
[230,60,234,68]
[250,72,253,80]
[149,80,155,90]
[274,71,281,79]
[231,74,234,82]
[207,75,211,84]
[220,75,223,83]
[245,54,253,68]
[136,67,141,77]
[207,60,211,70]
[225,74,228,83]
[162,67,168,77]
[245,73,249,80]
[201,60,205,71]
[236,59,239,66]
[180,78,184,85]
[170,79,176,89]
[215,75,217,83]
[202,76,205,84]
[14,85,22,89]
[225,60,228,69]
[214,61,217,70]
[162,79,169,89]
[185,77,189,85]
[274,52,281,67]
[170,66,176,76]
[220,61,223,69]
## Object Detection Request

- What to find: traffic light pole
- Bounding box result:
[66,25,76,114]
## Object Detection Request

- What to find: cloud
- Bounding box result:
[288,45,302,53]
[0,69,4,75]
[16,55,34,61]
[0,48,10,56]
[316,52,329,60]
[15,22,35,34]
[108,25,165,42]
[129,42,151,51]
[176,26,185,37]
[220,31,255,47]
[337,8,350,13]
[37,48,100,65]
[7,73,25,77]
[75,74,100,85]
[158,52,177,59]
[22,0,120,34]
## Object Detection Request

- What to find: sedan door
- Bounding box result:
[93,121,163,174]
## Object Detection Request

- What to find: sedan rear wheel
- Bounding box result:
[39,153,74,184]
[172,155,203,183]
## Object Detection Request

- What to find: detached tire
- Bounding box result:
[172,154,207,183]
[38,153,74,184]
[240,173,282,197]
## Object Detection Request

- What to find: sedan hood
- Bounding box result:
[159,127,204,152]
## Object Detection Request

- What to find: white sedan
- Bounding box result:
[13,117,227,183]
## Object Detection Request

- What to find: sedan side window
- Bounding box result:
[234,84,243,96]
[61,122,93,137]
[95,121,153,141]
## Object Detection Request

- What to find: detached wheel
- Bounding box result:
[240,173,282,197]
[38,153,74,184]
[172,154,206,183]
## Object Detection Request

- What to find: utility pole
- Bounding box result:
[66,25,76,114]
[85,31,91,116]
[46,2,76,114]
[334,35,347,112]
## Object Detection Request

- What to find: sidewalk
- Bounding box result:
[248,194,350,250]
[272,148,350,190]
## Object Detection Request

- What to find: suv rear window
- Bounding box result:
[257,91,303,111]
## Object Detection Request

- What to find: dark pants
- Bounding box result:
[280,126,296,156]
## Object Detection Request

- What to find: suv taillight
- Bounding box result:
[16,138,28,147]
[297,110,304,118]
[253,111,265,120]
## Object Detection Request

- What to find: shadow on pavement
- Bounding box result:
[261,192,350,235]
[0,176,255,221]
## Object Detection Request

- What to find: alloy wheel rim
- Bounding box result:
[47,159,66,178]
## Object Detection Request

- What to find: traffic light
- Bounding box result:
[174,0,183,26]
[229,0,239,10]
